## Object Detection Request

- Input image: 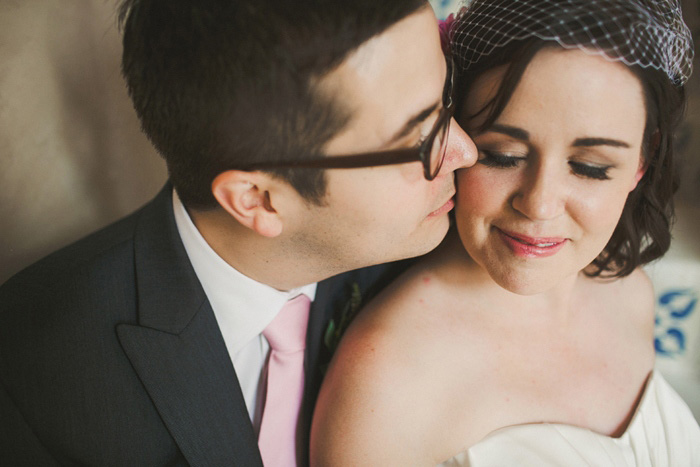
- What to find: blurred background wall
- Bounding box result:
[0,0,167,285]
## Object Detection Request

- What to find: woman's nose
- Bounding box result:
[511,163,566,221]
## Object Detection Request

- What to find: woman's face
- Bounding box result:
[456,48,647,295]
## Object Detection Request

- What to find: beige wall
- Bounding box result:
[677,0,700,204]
[1,1,699,285]
[0,0,166,284]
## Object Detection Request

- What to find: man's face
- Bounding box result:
[281,6,477,275]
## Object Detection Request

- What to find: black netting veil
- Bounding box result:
[450,0,694,84]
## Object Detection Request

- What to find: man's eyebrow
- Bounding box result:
[386,101,441,145]
[572,137,631,148]
[488,124,530,141]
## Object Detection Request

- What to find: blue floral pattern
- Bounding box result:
[655,288,697,357]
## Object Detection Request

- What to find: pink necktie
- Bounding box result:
[258,294,311,467]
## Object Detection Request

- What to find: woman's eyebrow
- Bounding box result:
[489,123,530,141]
[488,125,632,150]
[572,137,631,148]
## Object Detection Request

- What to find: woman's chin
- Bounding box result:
[488,269,562,296]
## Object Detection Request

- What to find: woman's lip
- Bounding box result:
[498,229,567,245]
[496,228,568,258]
[428,197,455,218]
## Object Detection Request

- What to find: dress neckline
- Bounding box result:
[440,370,700,466]
[474,370,655,443]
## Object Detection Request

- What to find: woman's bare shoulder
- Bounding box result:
[599,267,655,326]
[584,267,656,357]
[344,247,466,343]
[310,251,475,465]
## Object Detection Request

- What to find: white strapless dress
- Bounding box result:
[440,371,700,466]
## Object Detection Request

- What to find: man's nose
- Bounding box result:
[438,117,477,175]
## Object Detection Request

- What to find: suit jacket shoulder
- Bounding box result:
[0,187,187,465]
[0,185,262,466]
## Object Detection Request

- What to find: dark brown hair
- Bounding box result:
[452,35,686,278]
[118,0,427,209]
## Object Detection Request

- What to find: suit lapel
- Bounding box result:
[305,278,338,399]
[297,274,350,465]
[117,187,263,467]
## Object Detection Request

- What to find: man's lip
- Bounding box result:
[498,229,567,246]
[428,196,455,217]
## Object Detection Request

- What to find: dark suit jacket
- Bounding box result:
[0,185,409,466]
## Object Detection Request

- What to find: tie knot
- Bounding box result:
[263,294,311,353]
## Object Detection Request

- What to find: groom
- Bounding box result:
[0,0,475,465]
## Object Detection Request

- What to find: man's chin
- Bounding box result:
[397,219,452,262]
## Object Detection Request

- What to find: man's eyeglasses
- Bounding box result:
[244,57,455,181]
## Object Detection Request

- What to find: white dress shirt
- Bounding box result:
[172,190,317,432]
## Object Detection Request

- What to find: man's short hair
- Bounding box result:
[119,0,428,209]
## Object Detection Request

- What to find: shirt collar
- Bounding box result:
[172,190,317,356]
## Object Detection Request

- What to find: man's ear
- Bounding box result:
[211,170,283,238]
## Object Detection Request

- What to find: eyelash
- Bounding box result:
[413,124,435,148]
[478,150,612,181]
[569,161,611,180]
[479,150,523,168]
[414,135,428,149]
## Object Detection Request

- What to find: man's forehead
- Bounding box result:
[318,6,446,153]
[340,4,435,77]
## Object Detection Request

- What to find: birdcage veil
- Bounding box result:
[449,0,694,85]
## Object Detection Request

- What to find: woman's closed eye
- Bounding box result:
[477,149,525,168]
[569,161,612,180]
[479,149,613,181]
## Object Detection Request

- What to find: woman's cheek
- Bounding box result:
[456,167,510,216]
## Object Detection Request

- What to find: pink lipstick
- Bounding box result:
[497,228,567,258]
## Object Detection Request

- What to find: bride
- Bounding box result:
[310,0,700,465]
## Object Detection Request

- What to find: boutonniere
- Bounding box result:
[323,282,363,355]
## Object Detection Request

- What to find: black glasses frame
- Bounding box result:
[243,56,455,181]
